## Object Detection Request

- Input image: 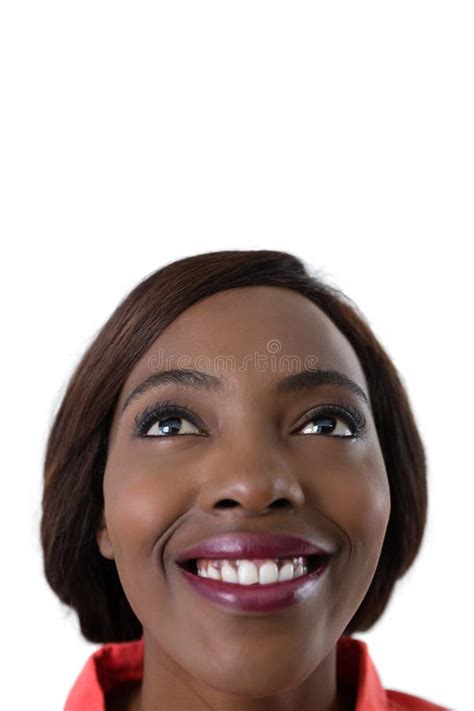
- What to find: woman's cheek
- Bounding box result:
[307,442,390,558]
[105,448,199,570]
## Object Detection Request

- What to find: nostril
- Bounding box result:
[271,499,291,509]
[216,500,239,509]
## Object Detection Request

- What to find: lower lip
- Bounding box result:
[176,558,331,613]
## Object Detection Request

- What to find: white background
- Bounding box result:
[1,2,472,710]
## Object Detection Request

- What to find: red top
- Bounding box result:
[64,635,450,711]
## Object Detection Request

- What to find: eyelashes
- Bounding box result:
[298,403,367,438]
[133,399,368,440]
[134,400,205,438]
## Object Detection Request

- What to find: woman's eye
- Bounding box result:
[144,414,201,437]
[134,401,204,438]
[294,407,361,438]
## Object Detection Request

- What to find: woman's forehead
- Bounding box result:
[118,286,370,408]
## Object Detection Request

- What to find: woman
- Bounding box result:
[41,249,450,710]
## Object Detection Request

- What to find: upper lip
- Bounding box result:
[174,531,334,563]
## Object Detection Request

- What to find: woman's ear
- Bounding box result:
[96,509,115,560]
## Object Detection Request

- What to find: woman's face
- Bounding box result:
[97,285,390,703]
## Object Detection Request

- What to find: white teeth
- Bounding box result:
[237,560,259,585]
[221,561,239,583]
[207,564,220,580]
[279,562,295,581]
[195,557,308,585]
[258,561,279,584]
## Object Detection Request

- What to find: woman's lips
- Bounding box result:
[176,555,331,613]
[174,531,335,565]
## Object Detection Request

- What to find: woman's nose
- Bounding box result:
[194,431,307,517]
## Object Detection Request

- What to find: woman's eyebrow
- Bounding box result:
[276,368,369,406]
[120,367,370,417]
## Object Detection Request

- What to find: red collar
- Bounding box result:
[64,635,447,710]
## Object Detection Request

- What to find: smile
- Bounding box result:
[176,554,331,613]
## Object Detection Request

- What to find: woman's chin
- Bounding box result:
[185,652,322,699]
